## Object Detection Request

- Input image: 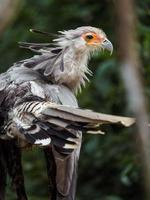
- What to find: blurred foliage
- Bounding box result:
[0,0,150,199]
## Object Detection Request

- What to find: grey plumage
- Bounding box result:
[0,65,134,147]
[0,26,135,200]
[0,65,82,199]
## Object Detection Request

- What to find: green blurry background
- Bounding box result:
[0,0,149,199]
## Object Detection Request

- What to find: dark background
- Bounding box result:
[0,0,149,199]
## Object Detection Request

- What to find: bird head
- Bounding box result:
[54,26,113,55]
[22,26,113,92]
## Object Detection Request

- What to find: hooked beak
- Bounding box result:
[101,39,113,55]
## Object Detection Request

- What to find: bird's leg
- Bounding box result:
[43,146,57,200]
[0,140,7,200]
[0,170,6,200]
[4,140,28,200]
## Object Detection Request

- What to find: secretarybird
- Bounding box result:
[0,26,135,200]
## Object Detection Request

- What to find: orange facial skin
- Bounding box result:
[82,32,105,46]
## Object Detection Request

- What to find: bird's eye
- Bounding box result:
[85,34,94,40]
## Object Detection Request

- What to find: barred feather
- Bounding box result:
[9,100,135,149]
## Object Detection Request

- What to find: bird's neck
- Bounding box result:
[53,47,91,93]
